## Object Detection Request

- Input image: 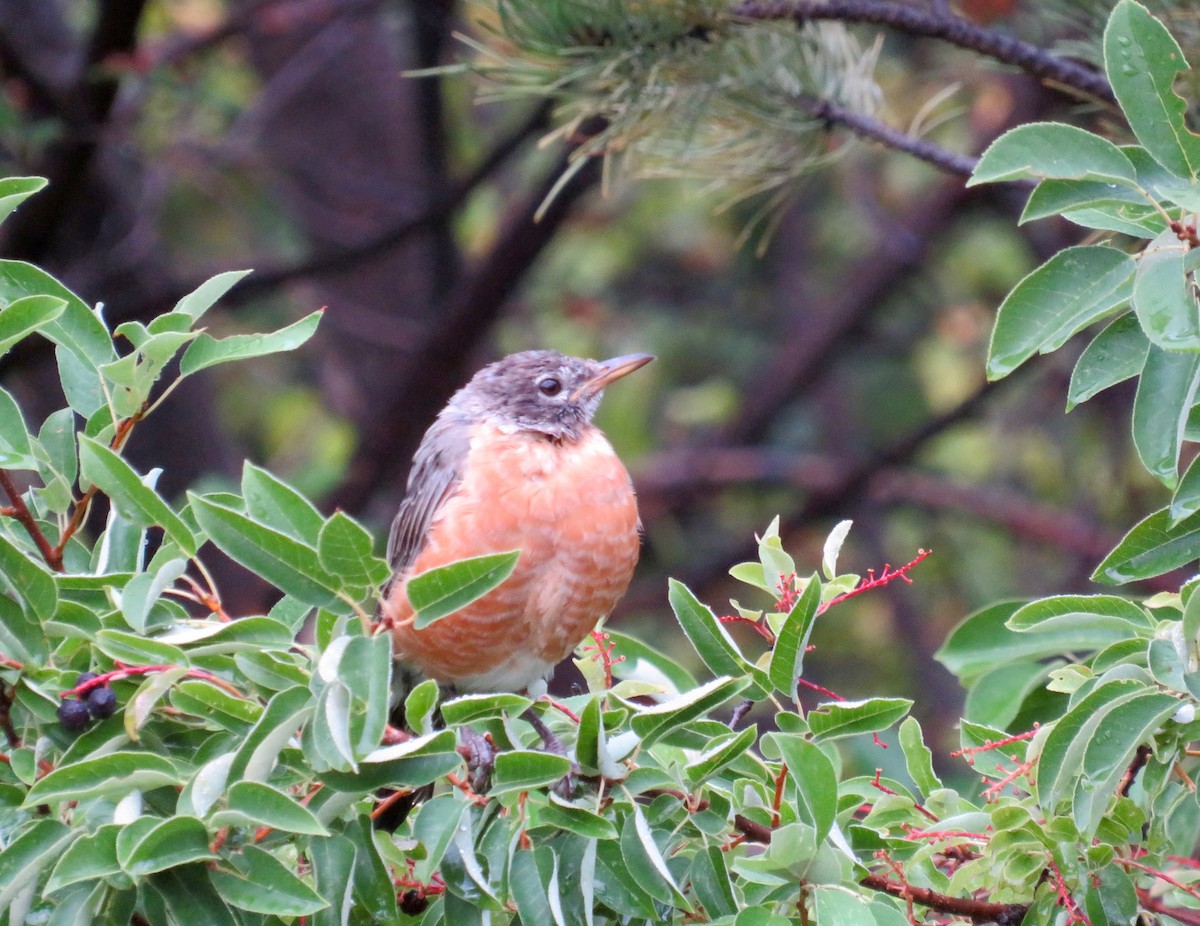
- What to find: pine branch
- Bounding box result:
[734,0,1115,104]
[793,92,977,176]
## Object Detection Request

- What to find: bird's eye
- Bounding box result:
[537,376,563,397]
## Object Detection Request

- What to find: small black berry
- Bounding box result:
[399,891,428,916]
[75,671,99,688]
[86,687,117,719]
[57,699,91,732]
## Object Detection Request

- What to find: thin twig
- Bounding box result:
[0,470,60,571]
[794,93,978,177]
[733,0,1114,104]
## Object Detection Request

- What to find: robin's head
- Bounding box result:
[452,349,654,440]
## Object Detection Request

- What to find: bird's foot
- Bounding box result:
[521,707,579,799]
[457,727,497,793]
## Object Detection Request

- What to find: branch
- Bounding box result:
[794,93,977,177]
[734,0,1114,104]
[1,0,150,260]
[635,447,1116,561]
[0,470,60,571]
[729,814,1027,923]
[860,872,1028,924]
[325,147,603,514]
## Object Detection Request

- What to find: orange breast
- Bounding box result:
[385,423,641,690]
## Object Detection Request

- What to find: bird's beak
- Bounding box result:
[573,353,655,400]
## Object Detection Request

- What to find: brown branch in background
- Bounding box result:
[795,93,978,177]
[733,0,1115,104]
[327,149,603,515]
[1,0,150,259]
[0,470,60,571]
[636,447,1117,561]
[859,872,1027,924]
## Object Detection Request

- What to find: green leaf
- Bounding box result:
[970,122,1137,185]
[1093,506,1200,584]
[620,806,691,909]
[986,246,1133,380]
[668,578,751,678]
[126,665,189,738]
[768,575,820,693]
[938,600,1142,679]
[689,847,739,920]
[0,819,72,912]
[0,385,36,469]
[1021,178,1148,224]
[1171,453,1200,524]
[1104,0,1200,179]
[180,309,322,375]
[898,716,942,797]
[1036,678,1150,810]
[412,795,469,884]
[44,824,121,893]
[533,793,619,839]
[242,461,324,544]
[0,294,64,358]
[406,550,521,629]
[440,691,532,725]
[807,697,912,742]
[813,886,878,926]
[119,816,216,875]
[629,675,750,746]
[148,867,239,926]
[190,492,342,608]
[1074,690,1181,836]
[24,752,181,806]
[318,510,390,589]
[0,533,54,662]
[684,724,758,785]
[329,729,460,790]
[510,850,555,926]
[229,685,315,783]
[1134,227,1200,349]
[0,176,47,225]
[964,661,1053,729]
[492,750,573,794]
[209,781,330,835]
[772,734,837,841]
[209,845,328,916]
[1007,595,1153,634]
[79,437,197,555]
[94,628,188,667]
[0,260,113,367]
[1067,313,1149,409]
[1133,345,1200,487]
[120,557,188,633]
[173,269,253,322]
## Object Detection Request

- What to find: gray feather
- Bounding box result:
[386,414,472,576]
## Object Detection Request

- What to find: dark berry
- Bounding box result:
[399,891,428,916]
[75,671,99,689]
[57,699,91,732]
[86,687,117,719]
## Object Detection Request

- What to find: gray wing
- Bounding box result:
[386,415,472,576]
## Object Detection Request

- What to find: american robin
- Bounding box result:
[382,349,653,697]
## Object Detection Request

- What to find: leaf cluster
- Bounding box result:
[9,5,1200,920]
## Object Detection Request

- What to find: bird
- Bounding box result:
[381,349,654,700]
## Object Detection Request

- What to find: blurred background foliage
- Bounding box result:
[0,0,1170,771]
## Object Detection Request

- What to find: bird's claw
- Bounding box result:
[457,728,497,793]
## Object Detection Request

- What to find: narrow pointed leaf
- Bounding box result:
[987,246,1133,380]
[407,550,521,629]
